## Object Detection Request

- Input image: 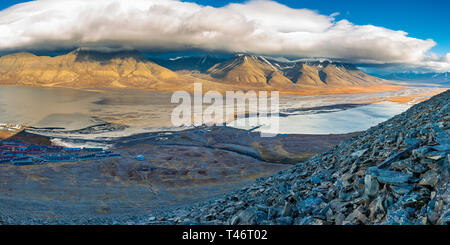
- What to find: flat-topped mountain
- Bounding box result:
[0,49,389,92]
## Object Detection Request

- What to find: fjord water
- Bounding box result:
[229,101,410,134]
[0,85,433,139]
[0,86,179,134]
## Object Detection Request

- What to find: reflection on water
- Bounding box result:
[229,101,410,134]
[0,86,177,130]
[0,85,443,140]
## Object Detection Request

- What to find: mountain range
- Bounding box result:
[379,72,450,83]
[0,48,388,93]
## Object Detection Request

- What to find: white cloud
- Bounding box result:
[0,0,448,71]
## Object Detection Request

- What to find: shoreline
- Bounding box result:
[0,82,406,97]
[1,83,445,105]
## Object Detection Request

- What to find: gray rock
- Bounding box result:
[276,216,293,225]
[385,209,414,225]
[351,208,370,224]
[437,210,450,225]
[427,199,441,225]
[309,175,322,184]
[412,147,431,159]
[366,167,413,185]
[254,204,268,212]
[364,174,380,197]
[282,201,295,217]
[418,170,440,187]
[302,196,324,207]
[431,144,450,152]
[404,138,420,146]
[339,188,353,202]
[230,207,267,225]
[268,206,283,220]
[391,160,408,170]
[352,148,368,158]
[377,142,420,168]
[425,151,446,161]
[407,163,429,174]
[390,185,414,195]
[299,216,322,225]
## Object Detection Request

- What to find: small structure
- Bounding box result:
[12,158,34,165]
[136,155,145,161]
[83,147,104,152]
[0,158,10,164]
[1,139,121,166]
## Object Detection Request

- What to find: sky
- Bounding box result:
[185,0,450,56]
[0,0,449,73]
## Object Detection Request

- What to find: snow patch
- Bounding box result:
[260,56,277,70]
[169,56,183,61]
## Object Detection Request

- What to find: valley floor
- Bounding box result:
[0,127,357,224]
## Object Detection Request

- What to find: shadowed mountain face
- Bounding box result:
[150,56,227,73]
[73,48,146,64]
[381,72,450,83]
[205,55,383,88]
[0,49,385,91]
[207,55,294,88]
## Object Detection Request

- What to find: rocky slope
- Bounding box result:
[0,127,357,225]
[156,89,449,225]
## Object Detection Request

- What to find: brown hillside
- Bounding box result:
[0,48,181,89]
[207,55,294,88]
[0,50,396,94]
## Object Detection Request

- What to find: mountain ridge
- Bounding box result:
[202,54,384,88]
[380,72,450,83]
[0,49,182,89]
[0,49,391,93]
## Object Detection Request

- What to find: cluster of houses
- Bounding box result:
[0,123,24,133]
[0,140,121,166]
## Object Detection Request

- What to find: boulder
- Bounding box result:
[282,201,296,217]
[364,174,379,197]
[229,207,267,225]
[366,167,413,185]
[351,148,368,158]
[418,170,440,187]
[390,185,414,195]
[412,147,431,159]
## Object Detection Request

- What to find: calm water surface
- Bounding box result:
[0,85,442,141]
